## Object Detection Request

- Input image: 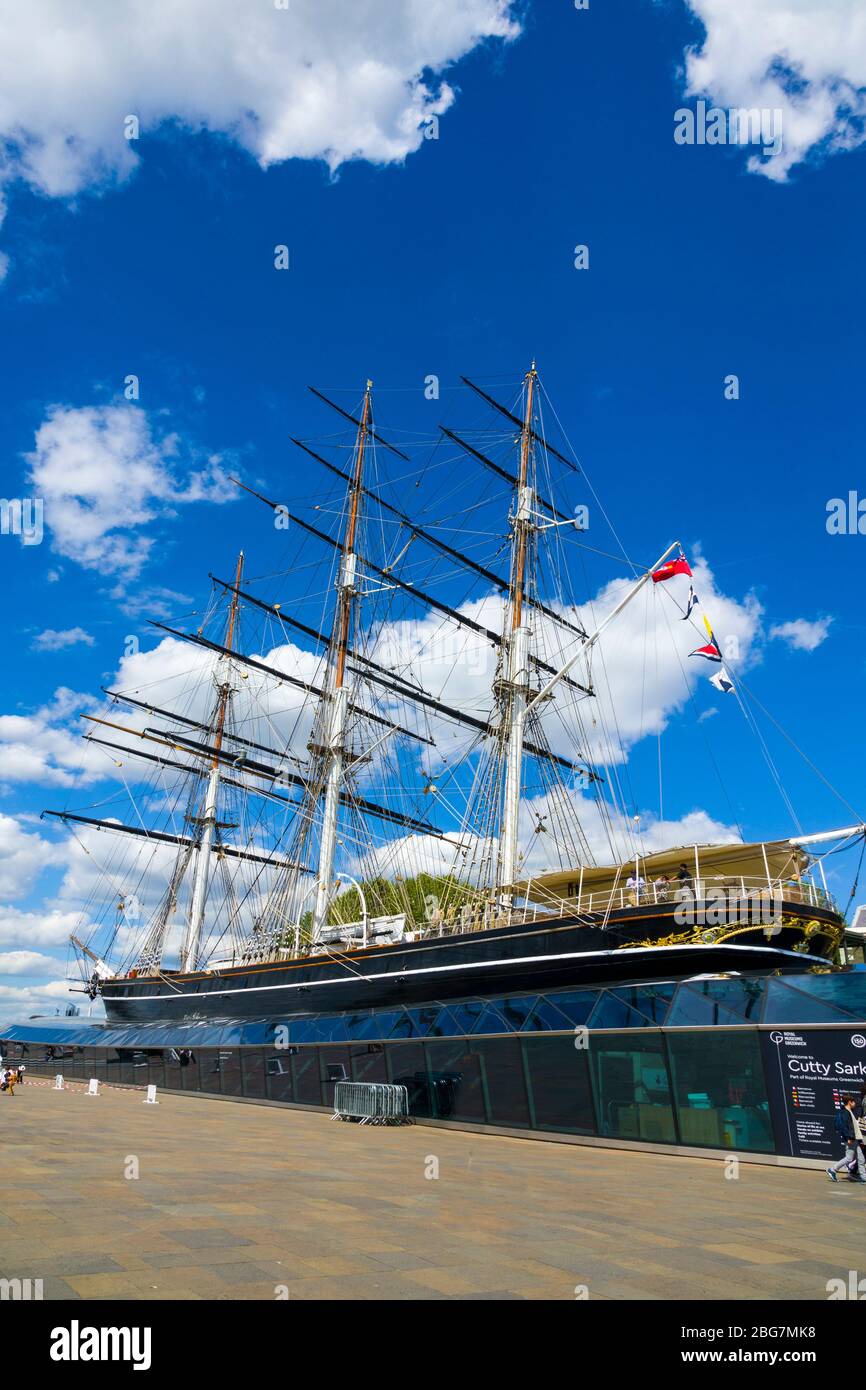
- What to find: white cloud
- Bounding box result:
[517,797,741,877]
[0,950,63,976]
[0,686,107,788]
[769,616,832,651]
[31,626,95,652]
[682,0,866,180]
[0,978,79,1030]
[0,814,64,899]
[117,585,193,622]
[0,906,96,949]
[0,980,72,1001]
[0,1,518,245]
[26,402,235,582]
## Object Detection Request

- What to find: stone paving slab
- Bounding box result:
[0,1079,862,1300]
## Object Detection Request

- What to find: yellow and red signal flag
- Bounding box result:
[690,612,722,662]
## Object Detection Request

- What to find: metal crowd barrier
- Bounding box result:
[332,1081,410,1125]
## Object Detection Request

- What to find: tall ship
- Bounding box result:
[46,367,861,1024]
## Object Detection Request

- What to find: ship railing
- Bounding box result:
[406,874,837,940]
[532,874,837,921]
[332,1081,411,1125]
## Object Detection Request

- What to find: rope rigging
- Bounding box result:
[51,366,859,979]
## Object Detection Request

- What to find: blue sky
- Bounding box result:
[0,0,864,1024]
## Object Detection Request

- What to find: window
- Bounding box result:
[473,1038,530,1127]
[147,1050,165,1091]
[541,990,598,1028]
[771,972,866,1020]
[589,995,655,1030]
[468,1005,513,1036]
[292,1049,322,1105]
[199,1050,222,1094]
[241,1049,266,1099]
[386,1041,432,1115]
[521,997,578,1031]
[175,1049,199,1090]
[522,1034,596,1133]
[219,1049,243,1097]
[764,975,866,1024]
[445,1002,487,1036]
[350,1047,387,1084]
[423,1041,486,1122]
[669,978,765,1025]
[265,1052,294,1103]
[666,1030,773,1152]
[163,1048,183,1090]
[589,1032,676,1143]
[608,984,677,1024]
[320,1050,351,1103]
[83,1048,106,1081]
[496,995,538,1030]
[665,989,746,1028]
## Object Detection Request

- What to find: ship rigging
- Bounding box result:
[40,366,864,1021]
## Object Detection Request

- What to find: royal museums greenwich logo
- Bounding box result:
[770,1032,866,1049]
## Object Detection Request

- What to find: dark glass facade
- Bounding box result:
[3,968,864,1159]
[0,1028,779,1155]
[4,969,864,1054]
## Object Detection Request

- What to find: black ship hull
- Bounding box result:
[99,898,841,1024]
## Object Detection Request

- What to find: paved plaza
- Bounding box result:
[1,1079,861,1300]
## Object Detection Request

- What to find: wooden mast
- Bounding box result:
[511,362,536,631]
[499,363,538,907]
[334,383,370,690]
[211,549,244,758]
[311,381,372,939]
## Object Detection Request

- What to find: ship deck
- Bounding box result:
[4,1077,862,1302]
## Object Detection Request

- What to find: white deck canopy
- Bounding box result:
[514,838,812,907]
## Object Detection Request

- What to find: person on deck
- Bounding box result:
[827,1096,866,1183]
[654,873,671,902]
[626,872,645,907]
[676,863,695,896]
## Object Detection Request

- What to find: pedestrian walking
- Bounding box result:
[827,1096,866,1183]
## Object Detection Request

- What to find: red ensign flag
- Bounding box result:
[651,556,692,584]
